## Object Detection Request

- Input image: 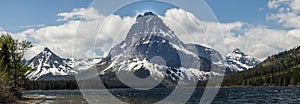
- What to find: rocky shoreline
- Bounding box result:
[16,94,55,104]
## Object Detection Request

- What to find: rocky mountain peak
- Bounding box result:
[226,48,261,72]
[43,47,51,52]
[124,12,182,49]
[136,12,157,19]
[232,48,244,55]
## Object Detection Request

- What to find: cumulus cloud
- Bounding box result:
[162,8,299,60]
[57,8,105,22]
[267,0,300,28]
[16,6,299,61]
[0,27,29,41]
[18,8,135,59]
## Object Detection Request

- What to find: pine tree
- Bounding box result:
[0,33,32,102]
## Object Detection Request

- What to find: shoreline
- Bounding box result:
[22,85,300,91]
[16,94,49,104]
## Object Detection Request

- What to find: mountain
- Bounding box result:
[25,47,77,80]
[96,12,223,88]
[71,58,102,71]
[223,46,300,86]
[226,48,260,72]
[25,47,101,81]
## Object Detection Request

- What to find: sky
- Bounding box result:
[114,1,178,17]
[0,0,92,32]
[0,0,277,33]
[0,0,299,61]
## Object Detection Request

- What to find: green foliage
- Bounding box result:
[223,46,300,86]
[0,33,32,103]
[0,72,15,102]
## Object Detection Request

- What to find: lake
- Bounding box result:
[23,87,300,104]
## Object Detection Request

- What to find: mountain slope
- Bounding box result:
[25,47,77,80]
[226,48,260,72]
[71,58,102,71]
[96,12,223,88]
[223,46,300,86]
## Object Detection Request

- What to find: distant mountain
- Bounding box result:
[96,12,223,88]
[226,48,260,72]
[25,47,76,80]
[71,58,102,71]
[25,47,100,81]
[224,46,300,86]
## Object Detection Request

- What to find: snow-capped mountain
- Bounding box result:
[96,12,224,87]
[226,48,261,72]
[25,47,78,80]
[25,47,101,81]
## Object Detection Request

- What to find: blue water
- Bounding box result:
[23,87,300,104]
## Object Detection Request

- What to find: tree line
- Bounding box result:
[24,80,79,90]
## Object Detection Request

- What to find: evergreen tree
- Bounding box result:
[0,33,32,102]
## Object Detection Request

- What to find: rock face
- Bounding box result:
[226,48,261,72]
[96,12,223,88]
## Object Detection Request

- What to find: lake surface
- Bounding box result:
[23,87,300,104]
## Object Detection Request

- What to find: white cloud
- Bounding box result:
[260,0,300,60]
[0,27,28,41]
[18,8,135,59]
[162,8,299,60]
[267,0,300,28]
[268,0,290,9]
[290,0,300,13]
[16,6,299,61]
[57,8,103,22]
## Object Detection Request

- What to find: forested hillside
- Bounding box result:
[223,46,300,86]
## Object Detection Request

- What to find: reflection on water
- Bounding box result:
[23,87,300,104]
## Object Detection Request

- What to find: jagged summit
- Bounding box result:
[232,48,244,55]
[136,12,157,19]
[43,47,51,52]
[125,11,182,50]
[144,12,156,16]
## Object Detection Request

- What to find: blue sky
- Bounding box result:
[207,0,270,24]
[206,0,284,29]
[0,0,92,32]
[0,0,279,33]
[114,1,178,17]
